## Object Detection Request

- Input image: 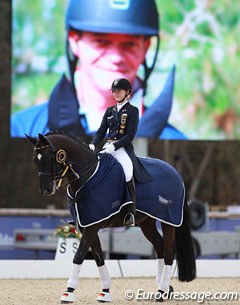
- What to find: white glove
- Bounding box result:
[102,143,115,154]
[89,144,95,151]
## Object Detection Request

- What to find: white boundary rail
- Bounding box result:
[0,259,240,279]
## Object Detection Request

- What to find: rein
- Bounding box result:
[55,164,71,189]
[56,158,99,190]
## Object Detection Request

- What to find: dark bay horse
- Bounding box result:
[27,131,196,303]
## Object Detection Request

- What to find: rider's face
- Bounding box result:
[69,31,150,91]
[111,89,127,103]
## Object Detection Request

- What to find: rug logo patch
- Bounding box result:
[158,195,173,206]
[112,200,121,208]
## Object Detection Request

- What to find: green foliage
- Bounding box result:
[153,0,240,139]
[12,0,67,112]
[13,0,66,61]
[11,73,60,113]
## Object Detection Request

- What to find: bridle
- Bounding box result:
[34,144,99,190]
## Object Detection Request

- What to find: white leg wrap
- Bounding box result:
[67,263,81,289]
[60,291,76,303]
[97,292,112,303]
[159,265,172,292]
[98,264,112,289]
[156,259,164,286]
[97,291,112,303]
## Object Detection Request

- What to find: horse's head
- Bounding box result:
[26,133,68,196]
[26,132,98,197]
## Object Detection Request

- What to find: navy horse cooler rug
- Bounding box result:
[68,154,185,227]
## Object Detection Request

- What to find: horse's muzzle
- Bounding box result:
[40,180,56,196]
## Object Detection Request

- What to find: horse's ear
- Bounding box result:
[25,134,37,145]
[38,133,49,145]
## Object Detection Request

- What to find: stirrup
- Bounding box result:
[60,291,75,304]
[123,212,135,227]
[97,291,112,302]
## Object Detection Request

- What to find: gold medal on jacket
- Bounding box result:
[119,113,127,135]
[121,113,127,124]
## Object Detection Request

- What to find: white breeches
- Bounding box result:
[104,143,133,182]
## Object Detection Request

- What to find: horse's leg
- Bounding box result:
[90,234,112,303]
[140,218,175,301]
[157,222,175,297]
[60,225,99,304]
[139,218,165,287]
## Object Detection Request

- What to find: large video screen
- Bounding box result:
[11,0,240,140]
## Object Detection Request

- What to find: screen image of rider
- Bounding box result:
[11,0,240,140]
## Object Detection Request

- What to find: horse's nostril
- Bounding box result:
[40,187,51,196]
[42,190,48,195]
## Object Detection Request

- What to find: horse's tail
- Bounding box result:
[175,197,197,282]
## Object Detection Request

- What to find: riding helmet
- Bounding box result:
[111,78,132,91]
[66,0,159,36]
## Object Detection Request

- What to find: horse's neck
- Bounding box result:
[67,161,98,199]
[66,142,98,197]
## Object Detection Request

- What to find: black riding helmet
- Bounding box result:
[65,0,160,95]
[111,78,132,103]
[111,78,132,91]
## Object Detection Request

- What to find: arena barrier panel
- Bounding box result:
[0,259,240,279]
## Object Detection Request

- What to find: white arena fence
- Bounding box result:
[0,259,240,279]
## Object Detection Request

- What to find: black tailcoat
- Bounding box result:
[92,102,151,183]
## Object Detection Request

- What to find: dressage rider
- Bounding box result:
[89,78,138,227]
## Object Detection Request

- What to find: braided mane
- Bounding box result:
[45,130,89,148]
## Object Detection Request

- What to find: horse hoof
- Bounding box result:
[155,286,174,302]
[97,291,112,303]
[169,285,174,294]
[155,290,164,303]
[60,291,75,304]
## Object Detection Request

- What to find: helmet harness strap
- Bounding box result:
[142,35,160,96]
[66,37,78,87]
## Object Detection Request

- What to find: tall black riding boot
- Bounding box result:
[123,178,136,227]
